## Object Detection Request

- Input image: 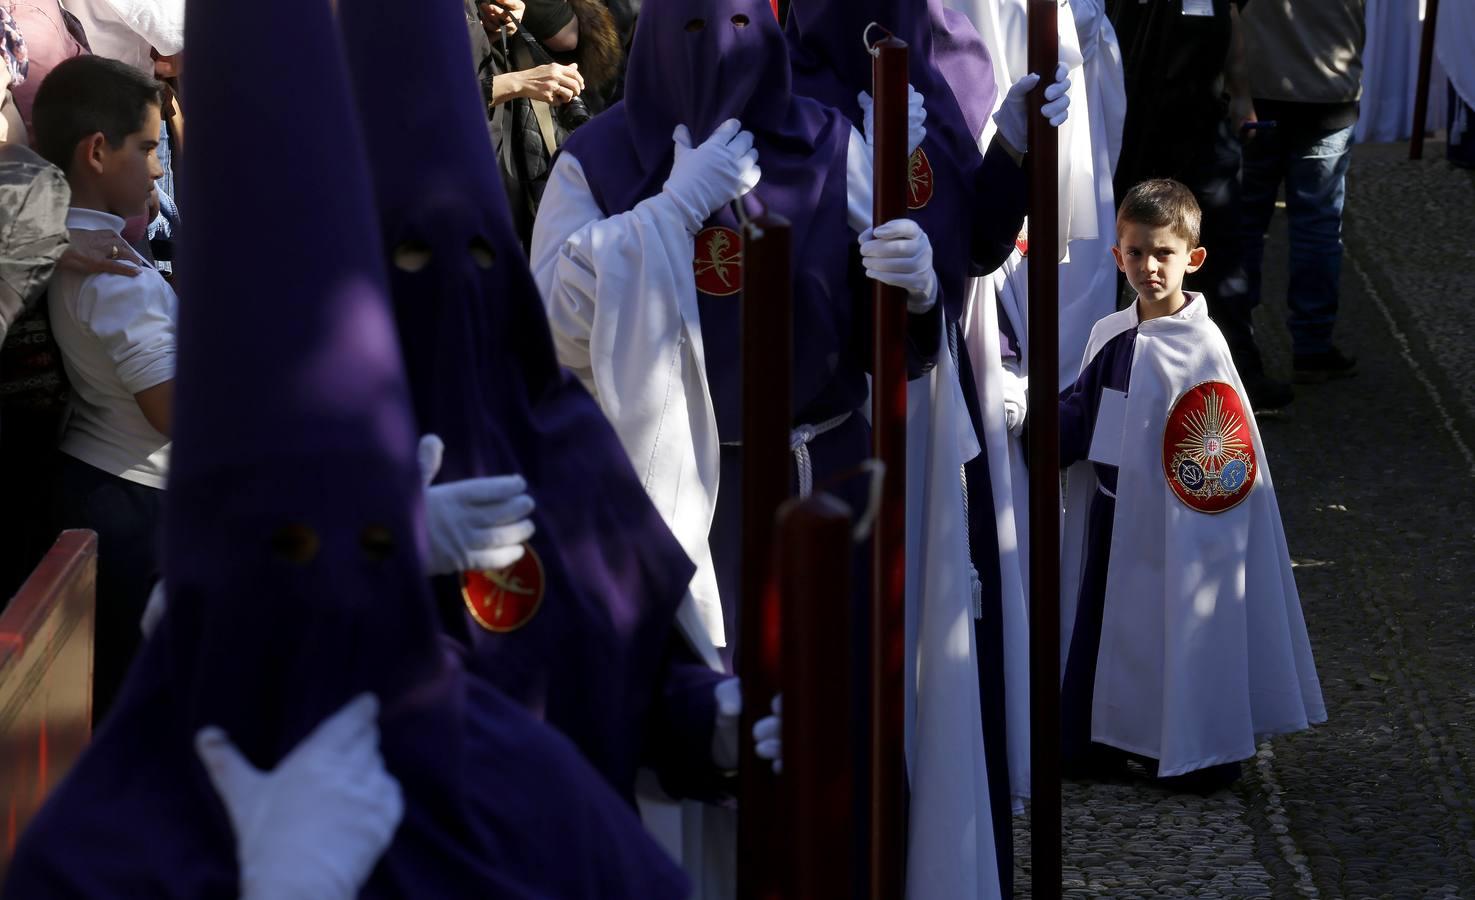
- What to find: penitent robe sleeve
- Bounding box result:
[530,153,727,660]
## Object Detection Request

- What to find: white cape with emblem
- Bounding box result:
[1060,296,1326,777]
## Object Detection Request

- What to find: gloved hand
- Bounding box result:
[140,579,166,638]
[857,84,928,156]
[419,434,535,576]
[711,678,741,770]
[993,62,1072,155]
[663,119,761,234]
[753,694,782,775]
[195,694,404,900]
[858,219,938,314]
[1000,370,1028,437]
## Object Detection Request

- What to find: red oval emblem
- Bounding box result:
[907,148,935,210]
[693,226,743,296]
[1162,381,1258,514]
[461,545,546,632]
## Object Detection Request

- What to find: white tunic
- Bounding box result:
[1061,296,1327,776]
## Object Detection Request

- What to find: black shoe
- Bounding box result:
[1242,371,1295,412]
[1293,347,1358,383]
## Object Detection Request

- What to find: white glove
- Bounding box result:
[993,62,1072,154]
[857,85,928,156]
[419,434,535,576]
[752,694,782,775]
[712,678,741,770]
[858,219,938,314]
[1000,371,1028,437]
[195,694,405,900]
[663,119,761,234]
[140,579,166,638]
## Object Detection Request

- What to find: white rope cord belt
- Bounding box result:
[1096,480,1117,500]
[790,412,853,499]
[721,412,853,500]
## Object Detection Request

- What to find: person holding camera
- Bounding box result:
[470,0,622,247]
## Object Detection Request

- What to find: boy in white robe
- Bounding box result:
[1059,179,1326,791]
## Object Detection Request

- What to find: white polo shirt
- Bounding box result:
[48,207,175,489]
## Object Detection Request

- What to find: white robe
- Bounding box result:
[903,315,1002,900]
[1060,296,1327,776]
[1357,0,1450,142]
[949,0,1124,389]
[1436,0,1475,142]
[960,249,1032,808]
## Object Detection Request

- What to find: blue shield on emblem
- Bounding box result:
[1219,458,1248,493]
[1177,459,1205,491]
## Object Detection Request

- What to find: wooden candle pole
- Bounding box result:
[1027,2,1063,899]
[737,210,794,900]
[1411,0,1442,160]
[868,33,910,900]
[778,493,855,900]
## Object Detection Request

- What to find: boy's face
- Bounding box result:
[86,103,164,220]
[1111,221,1207,310]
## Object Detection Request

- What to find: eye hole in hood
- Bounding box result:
[685,17,706,31]
[469,235,497,270]
[393,240,433,273]
[270,524,320,564]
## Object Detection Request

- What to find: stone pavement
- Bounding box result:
[1011,141,1475,899]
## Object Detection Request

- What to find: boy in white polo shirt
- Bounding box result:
[32,54,173,722]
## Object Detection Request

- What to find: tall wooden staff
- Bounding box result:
[1411,0,1442,160]
[1027,2,1063,899]
[778,493,856,900]
[737,211,794,900]
[868,32,910,900]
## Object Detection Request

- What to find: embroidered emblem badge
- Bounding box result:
[907,147,935,210]
[462,545,546,632]
[693,226,743,296]
[1163,381,1258,514]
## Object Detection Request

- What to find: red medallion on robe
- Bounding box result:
[1162,381,1258,514]
[693,226,743,296]
[907,148,935,210]
[462,545,546,632]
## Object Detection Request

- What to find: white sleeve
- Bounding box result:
[529,154,727,651]
[844,125,873,234]
[78,269,177,394]
[99,0,185,54]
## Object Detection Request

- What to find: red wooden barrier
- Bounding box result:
[0,530,96,878]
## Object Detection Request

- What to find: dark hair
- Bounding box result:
[31,55,163,172]
[1116,178,1202,247]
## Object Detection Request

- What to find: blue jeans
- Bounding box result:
[1239,122,1355,357]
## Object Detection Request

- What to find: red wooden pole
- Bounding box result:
[868,33,909,900]
[737,211,793,900]
[1027,2,1063,899]
[1411,0,1442,160]
[778,493,855,900]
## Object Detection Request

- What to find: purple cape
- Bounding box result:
[2,0,688,896]
[560,0,868,438]
[785,0,1009,322]
[339,0,703,802]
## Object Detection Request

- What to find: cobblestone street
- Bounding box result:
[1013,141,1475,899]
